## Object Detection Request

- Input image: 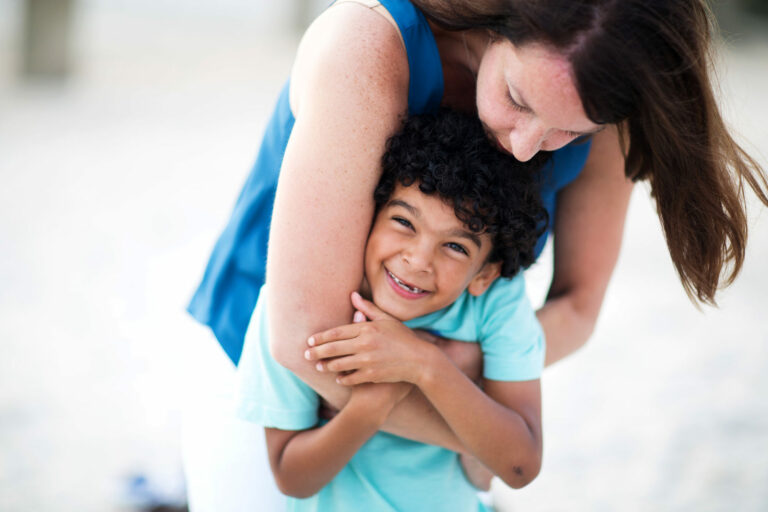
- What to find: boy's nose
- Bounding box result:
[402,244,432,273]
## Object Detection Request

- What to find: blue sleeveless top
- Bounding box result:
[188,0,591,365]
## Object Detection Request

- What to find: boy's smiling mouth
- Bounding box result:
[385,268,431,299]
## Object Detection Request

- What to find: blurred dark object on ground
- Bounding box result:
[145,506,188,512]
[22,0,74,78]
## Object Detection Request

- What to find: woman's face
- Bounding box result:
[475,39,603,161]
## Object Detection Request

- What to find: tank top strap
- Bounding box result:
[378,0,444,113]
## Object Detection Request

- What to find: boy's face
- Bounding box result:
[364,184,501,321]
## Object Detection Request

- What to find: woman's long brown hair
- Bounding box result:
[413,0,768,305]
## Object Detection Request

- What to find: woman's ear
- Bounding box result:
[467,262,501,297]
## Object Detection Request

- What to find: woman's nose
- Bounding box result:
[508,122,544,162]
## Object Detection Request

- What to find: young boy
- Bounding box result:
[236,110,550,511]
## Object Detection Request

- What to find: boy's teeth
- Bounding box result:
[388,270,424,293]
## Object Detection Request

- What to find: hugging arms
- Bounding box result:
[264,4,629,450]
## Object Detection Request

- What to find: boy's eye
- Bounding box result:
[392,216,413,229]
[445,242,468,255]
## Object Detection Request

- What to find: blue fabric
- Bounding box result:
[235,275,542,512]
[534,139,591,256]
[187,0,590,365]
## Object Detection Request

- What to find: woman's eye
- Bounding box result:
[506,92,527,113]
[392,216,413,229]
[445,242,468,255]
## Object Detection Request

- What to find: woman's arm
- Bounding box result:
[266,5,463,451]
[266,383,410,498]
[539,126,634,366]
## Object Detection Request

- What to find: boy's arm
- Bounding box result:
[415,359,542,488]
[265,383,410,498]
[460,453,493,491]
[330,343,542,488]
[306,293,543,488]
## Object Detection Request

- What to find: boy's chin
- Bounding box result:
[375,298,421,322]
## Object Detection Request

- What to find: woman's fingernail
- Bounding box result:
[304,350,311,360]
[307,336,315,346]
[316,362,324,371]
[351,291,360,300]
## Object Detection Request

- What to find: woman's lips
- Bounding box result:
[385,269,430,300]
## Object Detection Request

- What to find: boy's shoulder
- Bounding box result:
[406,273,544,381]
[404,273,530,344]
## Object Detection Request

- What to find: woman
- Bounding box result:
[184,0,767,509]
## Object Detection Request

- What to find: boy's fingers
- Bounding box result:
[353,310,366,323]
[305,339,357,362]
[324,354,365,373]
[337,370,370,386]
[350,292,390,320]
[307,324,360,347]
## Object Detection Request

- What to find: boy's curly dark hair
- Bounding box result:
[374,109,550,278]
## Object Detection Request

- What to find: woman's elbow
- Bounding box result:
[268,315,313,373]
[269,333,302,371]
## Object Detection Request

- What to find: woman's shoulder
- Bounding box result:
[289,2,410,117]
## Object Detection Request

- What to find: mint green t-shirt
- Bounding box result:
[236,274,544,512]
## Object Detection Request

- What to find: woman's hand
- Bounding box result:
[305,292,439,386]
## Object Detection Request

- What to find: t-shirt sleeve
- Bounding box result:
[477,275,545,382]
[234,293,319,431]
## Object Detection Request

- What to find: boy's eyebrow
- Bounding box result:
[449,229,483,250]
[388,199,419,216]
[388,199,483,250]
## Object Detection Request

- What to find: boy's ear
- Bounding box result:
[467,262,501,297]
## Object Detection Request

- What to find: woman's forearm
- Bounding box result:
[537,292,601,366]
[540,127,632,366]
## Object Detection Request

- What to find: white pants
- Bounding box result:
[181,325,286,512]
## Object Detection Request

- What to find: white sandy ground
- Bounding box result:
[0,2,766,511]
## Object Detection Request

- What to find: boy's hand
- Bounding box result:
[305,292,440,387]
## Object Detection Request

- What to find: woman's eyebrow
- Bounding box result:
[508,83,605,136]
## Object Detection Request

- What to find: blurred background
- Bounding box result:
[0,1,766,511]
